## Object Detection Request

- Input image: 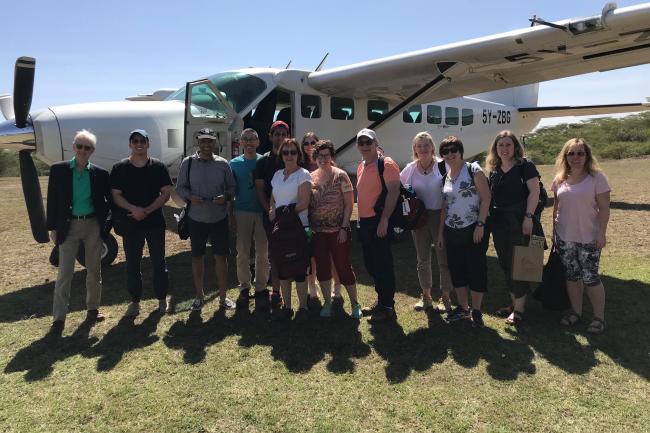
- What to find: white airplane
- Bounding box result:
[1,2,650,266]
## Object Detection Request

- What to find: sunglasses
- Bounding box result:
[75,143,93,151]
[241,136,258,142]
[272,131,288,137]
[440,146,459,156]
[357,139,373,146]
[303,140,317,146]
[282,150,298,156]
[130,138,148,145]
[566,151,586,157]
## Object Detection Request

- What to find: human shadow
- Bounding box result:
[4,319,99,381]
[85,311,162,372]
[609,201,650,211]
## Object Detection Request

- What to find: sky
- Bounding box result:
[2,0,649,129]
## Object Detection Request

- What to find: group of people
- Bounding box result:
[45,121,611,335]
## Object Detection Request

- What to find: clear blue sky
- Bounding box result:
[2,0,649,127]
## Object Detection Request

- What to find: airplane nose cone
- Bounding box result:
[0,118,35,150]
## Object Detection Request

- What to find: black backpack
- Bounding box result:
[269,206,309,277]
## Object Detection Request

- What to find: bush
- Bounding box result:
[0,150,49,177]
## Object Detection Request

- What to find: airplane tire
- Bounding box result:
[76,233,119,267]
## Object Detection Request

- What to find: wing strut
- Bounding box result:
[335,62,460,156]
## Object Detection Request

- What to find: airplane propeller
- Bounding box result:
[11,57,48,243]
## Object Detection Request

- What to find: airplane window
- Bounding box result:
[427,105,442,124]
[445,107,459,125]
[403,105,422,123]
[462,108,474,126]
[189,83,230,119]
[331,97,354,120]
[166,72,267,114]
[301,94,321,119]
[368,100,388,121]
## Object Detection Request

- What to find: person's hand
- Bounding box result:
[189,195,203,205]
[473,225,484,244]
[49,230,56,243]
[269,209,275,222]
[338,228,348,243]
[229,215,237,232]
[213,195,226,205]
[376,217,389,238]
[596,233,607,250]
[522,217,533,236]
[437,236,444,250]
[129,207,147,221]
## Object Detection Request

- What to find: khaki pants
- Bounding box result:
[235,210,269,291]
[53,219,103,321]
[411,209,453,291]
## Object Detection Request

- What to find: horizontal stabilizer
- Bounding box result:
[518,101,650,118]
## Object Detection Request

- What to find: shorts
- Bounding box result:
[555,237,601,286]
[189,217,229,257]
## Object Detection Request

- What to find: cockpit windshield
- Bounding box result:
[166,71,267,114]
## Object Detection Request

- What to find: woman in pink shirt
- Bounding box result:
[552,138,610,334]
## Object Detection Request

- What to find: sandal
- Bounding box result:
[560,311,581,326]
[495,305,514,318]
[505,310,524,326]
[586,317,606,334]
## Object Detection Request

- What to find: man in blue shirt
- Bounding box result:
[230,128,269,311]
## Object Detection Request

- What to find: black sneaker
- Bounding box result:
[307,296,322,313]
[447,306,470,322]
[254,289,270,313]
[236,290,251,310]
[270,307,293,322]
[361,301,380,317]
[270,291,282,309]
[331,295,344,312]
[471,309,485,328]
[368,306,397,323]
[294,308,310,323]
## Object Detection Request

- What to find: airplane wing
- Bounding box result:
[518,101,650,118]
[308,3,650,105]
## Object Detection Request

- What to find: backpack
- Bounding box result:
[269,206,309,277]
[520,159,548,216]
[374,157,427,230]
[437,160,474,181]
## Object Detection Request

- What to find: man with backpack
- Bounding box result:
[355,128,401,322]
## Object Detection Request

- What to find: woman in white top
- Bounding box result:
[269,138,313,321]
[437,136,491,327]
[400,132,453,313]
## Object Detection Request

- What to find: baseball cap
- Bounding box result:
[197,128,217,140]
[129,129,149,140]
[270,120,290,133]
[356,128,377,142]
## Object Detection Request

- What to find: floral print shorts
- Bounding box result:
[555,238,601,286]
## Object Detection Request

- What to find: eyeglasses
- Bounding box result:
[130,138,147,145]
[357,139,373,146]
[241,136,258,142]
[316,153,332,159]
[440,146,459,156]
[281,150,298,156]
[303,140,317,146]
[566,151,586,157]
[75,143,93,151]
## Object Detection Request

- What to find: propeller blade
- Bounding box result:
[13,57,35,129]
[18,150,48,243]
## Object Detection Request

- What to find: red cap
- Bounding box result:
[270,120,290,133]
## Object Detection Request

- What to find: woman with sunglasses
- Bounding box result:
[436,136,491,327]
[552,138,610,334]
[309,140,363,319]
[269,138,313,321]
[399,132,453,314]
[485,130,543,326]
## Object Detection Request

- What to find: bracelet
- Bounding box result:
[525,212,534,218]
[340,226,351,232]
[476,221,485,227]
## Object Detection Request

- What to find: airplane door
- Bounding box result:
[184,79,243,159]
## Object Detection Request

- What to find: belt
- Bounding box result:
[72,213,95,220]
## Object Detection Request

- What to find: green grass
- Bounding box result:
[0,159,649,433]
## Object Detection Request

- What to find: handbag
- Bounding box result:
[176,157,193,240]
[533,245,571,311]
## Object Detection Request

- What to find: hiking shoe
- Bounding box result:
[254,289,270,313]
[236,291,250,310]
[190,298,204,311]
[361,301,380,317]
[351,302,363,319]
[446,306,470,322]
[413,297,433,312]
[125,302,140,317]
[270,291,282,309]
[50,320,65,334]
[86,309,105,322]
[158,298,168,314]
[294,308,310,323]
[331,295,344,311]
[471,309,485,328]
[271,307,293,322]
[368,306,397,323]
[319,302,332,318]
[220,297,236,310]
[435,297,452,313]
[307,295,322,313]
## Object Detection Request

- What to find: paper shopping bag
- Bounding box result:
[511,236,545,282]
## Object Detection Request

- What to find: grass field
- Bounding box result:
[0,158,648,433]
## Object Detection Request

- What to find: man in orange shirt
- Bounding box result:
[355,129,401,322]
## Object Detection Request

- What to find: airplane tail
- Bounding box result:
[469,84,539,108]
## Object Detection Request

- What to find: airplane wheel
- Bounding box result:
[76,233,119,267]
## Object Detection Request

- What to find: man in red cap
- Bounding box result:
[253,120,289,311]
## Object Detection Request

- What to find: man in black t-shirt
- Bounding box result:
[110,129,173,317]
[253,120,288,310]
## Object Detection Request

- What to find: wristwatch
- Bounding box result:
[476,221,485,227]
[525,212,534,218]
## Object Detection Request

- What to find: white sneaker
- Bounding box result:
[220,297,236,310]
[125,302,140,317]
[190,298,205,311]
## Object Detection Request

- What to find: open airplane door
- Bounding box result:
[183,79,243,159]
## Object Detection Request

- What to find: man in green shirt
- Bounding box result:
[46,130,112,332]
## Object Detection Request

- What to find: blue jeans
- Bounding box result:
[122,225,168,302]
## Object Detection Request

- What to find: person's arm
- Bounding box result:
[175,158,191,202]
[473,170,491,244]
[295,181,312,213]
[269,194,276,222]
[255,179,270,213]
[338,188,354,243]
[595,191,610,249]
[144,185,172,214]
[46,166,58,243]
[437,200,447,249]
[523,177,540,235]
[551,179,559,244]
[112,189,147,221]
[377,179,399,238]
